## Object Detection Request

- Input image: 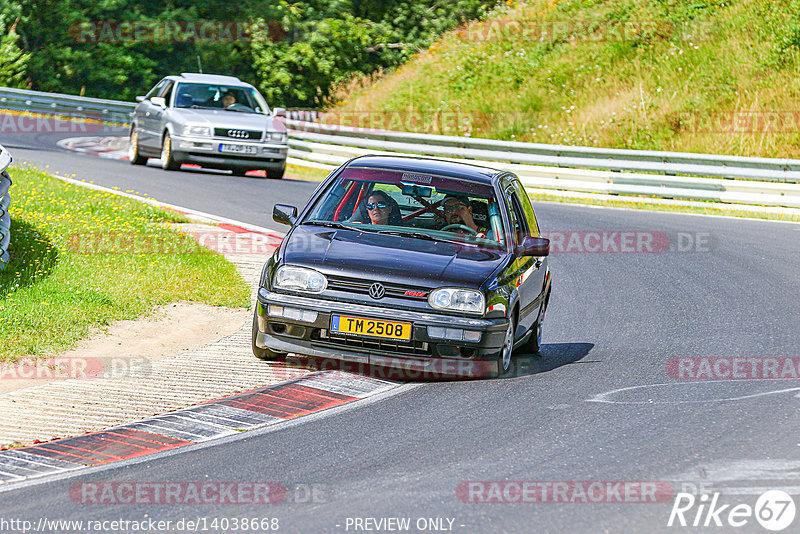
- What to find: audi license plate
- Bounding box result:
[219,144,258,155]
[331,315,412,341]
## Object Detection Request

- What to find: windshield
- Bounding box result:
[173,83,270,114]
[304,167,506,248]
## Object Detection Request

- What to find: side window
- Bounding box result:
[159,81,175,107]
[145,80,166,100]
[505,189,526,246]
[511,180,539,236]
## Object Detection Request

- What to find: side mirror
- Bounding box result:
[517,236,549,257]
[135,95,146,103]
[273,204,298,226]
[273,107,286,117]
[150,96,166,108]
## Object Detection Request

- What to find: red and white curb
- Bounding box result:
[57,136,129,161]
[0,371,397,486]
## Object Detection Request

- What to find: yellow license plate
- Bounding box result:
[331,315,412,341]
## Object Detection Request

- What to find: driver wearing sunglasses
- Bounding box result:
[441,195,487,238]
[365,190,401,225]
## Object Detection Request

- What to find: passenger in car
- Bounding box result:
[365,190,402,226]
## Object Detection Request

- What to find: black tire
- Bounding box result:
[266,165,285,180]
[160,132,180,171]
[491,311,516,378]
[251,309,286,361]
[524,289,550,354]
[128,129,148,165]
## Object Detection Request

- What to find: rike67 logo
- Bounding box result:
[668,490,796,531]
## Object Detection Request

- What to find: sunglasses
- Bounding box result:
[366,202,389,210]
[443,203,466,213]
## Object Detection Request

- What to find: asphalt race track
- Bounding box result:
[2,126,800,533]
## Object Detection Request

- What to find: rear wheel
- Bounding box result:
[128,130,147,165]
[160,132,180,171]
[251,309,286,361]
[524,290,549,354]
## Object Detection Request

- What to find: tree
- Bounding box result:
[0,18,29,88]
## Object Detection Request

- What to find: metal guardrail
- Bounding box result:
[2,86,798,210]
[0,86,316,124]
[0,144,12,270]
[0,87,135,123]
[286,119,800,210]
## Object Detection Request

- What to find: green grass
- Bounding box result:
[285,163,332,182]
[0,167,251,362]
[332,0,800,159]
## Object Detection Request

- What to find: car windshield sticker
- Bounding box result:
[401,172,433,184]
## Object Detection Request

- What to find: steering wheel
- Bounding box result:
[225,103,255,112]
[441,224,477,235]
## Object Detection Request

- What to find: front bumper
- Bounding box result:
[255,288,508,378]
[172,135,288,169]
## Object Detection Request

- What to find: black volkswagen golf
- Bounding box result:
[253,156,551,378]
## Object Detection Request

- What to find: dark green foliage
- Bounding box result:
[0,0,497,106]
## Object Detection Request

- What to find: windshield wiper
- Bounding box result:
[304,221,354,230]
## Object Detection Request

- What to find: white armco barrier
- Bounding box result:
[286,119,800,212]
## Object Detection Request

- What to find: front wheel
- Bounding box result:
[160,132,180,171]
[266,164,285,180]
[492,313,516,378]
[251,309,286,361]
[128,130,148,165]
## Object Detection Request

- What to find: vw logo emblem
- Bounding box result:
[369,283,386,300]
[228,129,247,138]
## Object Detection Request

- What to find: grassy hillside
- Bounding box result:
[331,0,800,158]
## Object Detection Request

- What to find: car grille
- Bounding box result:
[326,275,429,301]
[311,329,431,355]
[214,128,262,140]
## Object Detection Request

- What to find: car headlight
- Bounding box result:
[273,266,327,293]
[428,288,485,314]
[183,125,211,137]
[266,132,287,143]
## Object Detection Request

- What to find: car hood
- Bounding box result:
[170,108,284,132]
[282,225,508,289]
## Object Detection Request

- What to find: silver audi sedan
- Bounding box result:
[129,73,289,179]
